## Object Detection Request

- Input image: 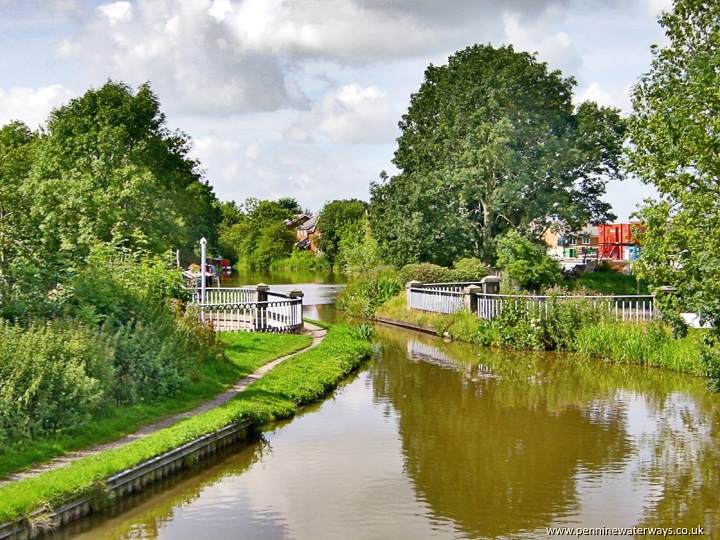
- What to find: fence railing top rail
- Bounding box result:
[196,298,301,308]
[200,286,257,291]
[419,281,485,287]
[409,287,465,296]
[474,292,654,300]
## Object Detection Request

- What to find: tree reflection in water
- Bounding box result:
[371,325,720,538]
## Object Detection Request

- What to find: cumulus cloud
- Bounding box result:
[54,0,585,116]
[0,84,75,127]
[502,8,582,75]
[577,82,632,112]
[96,1,133,25]
[287,84,397,144]
[58,0,309,115]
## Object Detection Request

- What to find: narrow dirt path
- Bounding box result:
[1,322,327,485]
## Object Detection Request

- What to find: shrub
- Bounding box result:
[0,322,115,445]
[336,215,383,276]
[269,250,331,273]
[449,257,489,282]
[496,230,561,292]
[398,263,453,284]
[337,267,402,317]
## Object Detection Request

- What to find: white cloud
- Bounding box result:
[59,0,308,115]
[96,1,133,26]
[0,84,75,128]
[577,82,632,112]
[644,0,672,17]
[502,8,583,75]
[288,84,396,144]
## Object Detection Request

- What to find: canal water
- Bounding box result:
[54,284,720,539]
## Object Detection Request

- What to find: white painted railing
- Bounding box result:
[408,282,657,323]
[189,287,303,333]
[474,293,656,322]
[192,287,257,305]
[408,287,465,314]
[198,299,303,332]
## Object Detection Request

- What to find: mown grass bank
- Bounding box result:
[0,332,311,479]
[376,293,708,377]
[0,324,372,525]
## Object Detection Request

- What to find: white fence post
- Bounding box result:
[406,281,423,310]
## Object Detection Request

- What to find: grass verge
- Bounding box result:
[0,324,371,524]
[0,332,311,479]
[376,293,706,375]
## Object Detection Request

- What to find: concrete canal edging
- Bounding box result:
[0,420,253,540]
[374,316,439,336]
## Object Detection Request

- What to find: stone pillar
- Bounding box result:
[255,283,270,330]
[480,275,501,295]
[406,281,423,309]
[288,290,304,331]
[464,284,482,313]
[256,283,270,302]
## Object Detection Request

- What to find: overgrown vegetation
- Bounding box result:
[0,331,311,478]
[375,292,706,376]
[398,258,489,284]
[269,249,331,274]
[336,267,402,318]
[496,230,561,292]
[0,324,372,524]
[217,197,301,271]
[567,268,647,295]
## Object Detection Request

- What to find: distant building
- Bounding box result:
[290,214,320,253]
[543,222,643,264]
[597,223,644,261]
[543,225,599,260]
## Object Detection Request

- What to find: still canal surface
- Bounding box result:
[54,283,720,539]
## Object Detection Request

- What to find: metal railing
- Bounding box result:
[189,287,303,333]
[474,293,656,322]
[408,287,466,314]
[192,287,257,305]
[408,282,657,323]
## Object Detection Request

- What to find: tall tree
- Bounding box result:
[23,81,221,257]
[370,44,625,266]
[629,0,720,334]
[317,199,367,263]
[0,122,35,277]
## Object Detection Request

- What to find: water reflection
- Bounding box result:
[55,324,720,539]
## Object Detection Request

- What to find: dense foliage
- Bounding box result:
[628,0,720,387]
[0,247,218,446]
[335,214,383,275]
[495,230,561,292]
[370,44,625,266]
[317,199,367,264]
[336,267,403,318]
[217,197,301,270]
[0,82,229,447]
[398,258,489,284]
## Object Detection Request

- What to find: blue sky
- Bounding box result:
[0,0,671,218]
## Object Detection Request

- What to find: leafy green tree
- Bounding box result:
[0,122,36,279]
[23,81,221,257]
[336,214,382,275]
[317,199,367,263]
[496,230,560,292]
[628,0,720,383]
[370,44,625,266]
[252,222,296,270]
